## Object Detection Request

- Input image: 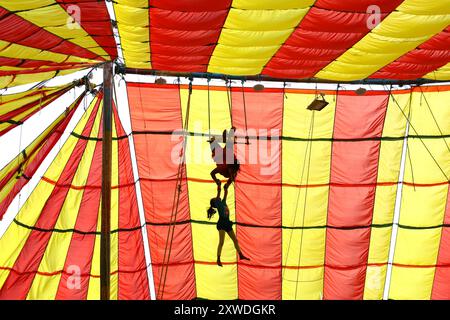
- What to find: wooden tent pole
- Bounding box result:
[100,62,113,300]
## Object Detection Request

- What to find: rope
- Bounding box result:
[390,89,449,182]
[241,80,250,145]
[226,79,233,125]
[157,79,192,300]
[418,86,450,155]
[282,109,316,298]
[207,77,211,139]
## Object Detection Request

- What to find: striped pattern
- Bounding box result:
[122,82,449,300]
[1,0,449,86]
[0,0,116,88]
[0,91,150,299]
[112,0,450,81]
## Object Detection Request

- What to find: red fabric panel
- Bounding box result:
[127,83,195,300]
[114,105,150,300]
[231,88,283,299]
[431,187,450,299]
[262,0,403,78]
[149,0,230,72]
[371,27,450,79]
[55,0,117,59]
[0,7,103,61]
[0,93,84,220]
[0,95,101,300]
[324,93,389,299]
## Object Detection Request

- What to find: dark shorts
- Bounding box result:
[217,219,233,233]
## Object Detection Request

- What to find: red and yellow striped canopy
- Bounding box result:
[1,82,449,300]
[0,0,449,88]
[113,0,450,80]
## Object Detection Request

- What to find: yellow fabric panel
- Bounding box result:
[234,0,314,10]
[282,228,325,267]
[109,115,119,300]
[181,86,238,299]
[316,0,450,80]
[394,227,441,265]
[0,86,61,115]
[389,266,436,300]
[194,264,238,300]
[364,265,388,300]
[0,76,13,88]
[0,182,55,289]
[26,97,102,299]
[283,92,336,138]
[283,187,328,227]
[0,0,108,59]
[0,68,85,89]
[225,8,309,31]
[208,0,313,75]
[424,62,450,80]
[282,267,323,300]
[86,209,101,300]
[282,91,334,299]
[388,88,450,300]
[0,40,95,64]
[367,226,394,264]
[400,185,448,227]
[363,93,410,299]
[114,0,151,69]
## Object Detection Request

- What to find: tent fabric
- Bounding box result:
[0,0,449,86]
[123,82,450,300]
[113,0,450,81]
[0,83,76,136]
[0,91,150,300]
[0,90,86,220]
[0,0,117,88]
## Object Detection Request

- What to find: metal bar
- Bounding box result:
[100,62,113,300]
[116,65,448,86]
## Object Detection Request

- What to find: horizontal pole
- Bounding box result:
[116,65,447,86]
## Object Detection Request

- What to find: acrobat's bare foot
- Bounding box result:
[217,258,223,267]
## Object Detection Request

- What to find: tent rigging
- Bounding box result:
[157,79,193,300]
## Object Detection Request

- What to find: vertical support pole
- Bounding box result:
[101,62,113,300]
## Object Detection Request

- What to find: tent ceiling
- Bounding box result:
[0,0,450,88]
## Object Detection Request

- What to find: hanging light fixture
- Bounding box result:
[307,93,329,111]
[355,87,367,95]
[253,83,265,91]
[155,77,167,85]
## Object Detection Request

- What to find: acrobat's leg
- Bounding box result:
[217,230,226,267]
[210,168,222,187]
[227,229,249,261]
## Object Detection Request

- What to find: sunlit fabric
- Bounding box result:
[0,91,150,300]
[113,0,450,80]
[0,90,86,220]
[0,0,117,87]
[122,82,450,300]
[0,83,76,136]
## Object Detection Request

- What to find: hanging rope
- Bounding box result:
[390,87,449,183]
[157,78,193,300]
[226,79,233,125]
[207,77,212,140]
[241,80,250,145]
[418,86,450,155]
[282,109,316,298]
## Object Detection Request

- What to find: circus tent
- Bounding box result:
[0,0,449,300]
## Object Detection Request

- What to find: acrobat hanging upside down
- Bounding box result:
[208,127,240,192]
